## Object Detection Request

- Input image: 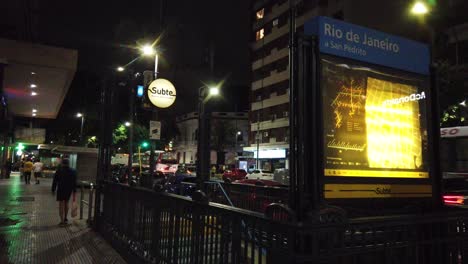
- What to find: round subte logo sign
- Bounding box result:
[147,79,176,108]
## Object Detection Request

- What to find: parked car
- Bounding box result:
[176,165,197,177]
[222,168,247,183]
[245,169,274,180]
[165,172,197,196]
[233,178,286,187]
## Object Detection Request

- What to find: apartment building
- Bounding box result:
[244,0,424,171]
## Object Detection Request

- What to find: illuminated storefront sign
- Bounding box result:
[254,149,286,159]
[440,126,468,138]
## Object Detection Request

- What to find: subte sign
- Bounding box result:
[147,79,176,108]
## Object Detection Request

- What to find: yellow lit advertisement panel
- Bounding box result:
[322,58,429,179]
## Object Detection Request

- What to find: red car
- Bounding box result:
[222,168,247,182]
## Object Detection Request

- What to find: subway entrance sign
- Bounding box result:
[300,17,435,204]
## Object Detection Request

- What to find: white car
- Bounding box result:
[246,169,274,180]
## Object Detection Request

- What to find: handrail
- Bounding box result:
[79,181,95,224]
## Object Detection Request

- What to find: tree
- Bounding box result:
[441,104,467,127]
[113,124,128,145]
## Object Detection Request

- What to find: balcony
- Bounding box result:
[252,47,288,71]
[251,67,289,91]
[251,93,289,111]
[250,117,289,132]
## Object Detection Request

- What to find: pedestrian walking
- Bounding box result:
[3,159,12,178]
[52,158,77,226]
[19,158,25,180]
[23,159,33,184]
[33,158,44,184]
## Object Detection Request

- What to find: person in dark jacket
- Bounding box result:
[52,158,77,226]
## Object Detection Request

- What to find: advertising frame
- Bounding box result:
[297,17,441,211]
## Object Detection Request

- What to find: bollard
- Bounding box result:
[87,183,94,223]
[80,184,84,220]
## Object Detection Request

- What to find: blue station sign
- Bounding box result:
[305,16,430,75]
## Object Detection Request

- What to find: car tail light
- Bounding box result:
[443,195,465,205]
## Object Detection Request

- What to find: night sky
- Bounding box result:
[2,0,251,142]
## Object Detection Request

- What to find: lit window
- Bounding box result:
[256,28,265,41]
[256,8,264,20]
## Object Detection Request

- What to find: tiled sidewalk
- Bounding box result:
[0,172,126,264]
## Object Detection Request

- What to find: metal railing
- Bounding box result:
[98,181,468,264]
[79,181,95,224]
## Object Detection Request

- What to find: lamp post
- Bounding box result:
[235,131,241,155]
[142,45,159,80]
[141,44,160,174]
[76,113,85,144]
[196,85,220,191]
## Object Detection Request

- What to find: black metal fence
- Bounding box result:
[98,181,468,264]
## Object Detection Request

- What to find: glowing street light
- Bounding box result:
[209,86,220,96]
[76,113,85,144]
[124,121,131,127]
[141,44,159,79]
[117,66,125,72]
[30,84,37,88]
[141,44,155,56]
[411,2,429,15]
[31,91,37,96]
[32,109,37,113]
[460,100,467,107]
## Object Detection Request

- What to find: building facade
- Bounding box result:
[244,0,443,171]
[173,112,249,166]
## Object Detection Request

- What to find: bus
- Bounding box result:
[440,126,468,206]
[134,150,178,174]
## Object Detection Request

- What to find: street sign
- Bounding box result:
[147,79,176,108]
[149,121,161,140]
[305,16,430,75]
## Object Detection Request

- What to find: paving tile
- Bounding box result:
[0,172,126,264]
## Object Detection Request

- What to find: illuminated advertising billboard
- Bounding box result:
[322,57,429,179]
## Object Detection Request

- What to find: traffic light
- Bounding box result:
[15,143,24,150]
[137,85,144,97]
[141,141,149,148]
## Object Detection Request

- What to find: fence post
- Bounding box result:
[88,183,94,224]
[80,184,84,220]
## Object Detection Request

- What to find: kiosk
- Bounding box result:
[293,17,439,217]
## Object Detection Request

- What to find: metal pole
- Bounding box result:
[288,0,298,214]
[128,75,135,175]
[154,54,159,79]
[80,116,84,144]
[88,183,94,223]
[80,184,84,219]
[256,111,260,169]
[196,87,206,189]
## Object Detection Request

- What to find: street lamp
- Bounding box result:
[117,66,125,72]
[124,121,131,127]
[411,2,429,15]
[76,113,85,144]
[141,44,159,79]
[196,85,221,191]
